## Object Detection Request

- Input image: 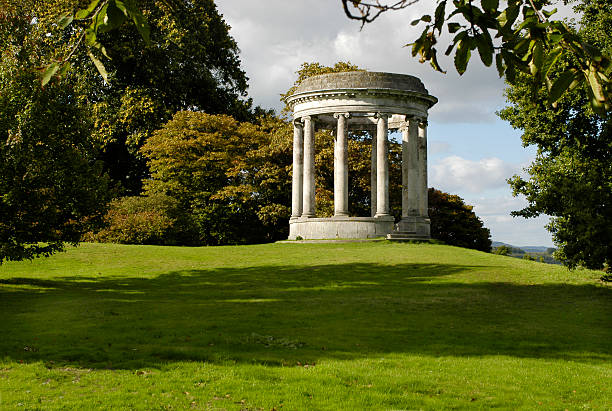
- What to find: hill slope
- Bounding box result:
[0,242,610,409]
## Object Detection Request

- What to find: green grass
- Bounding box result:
[0,242,610,410]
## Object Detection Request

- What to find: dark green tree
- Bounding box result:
[0,6,109,263]
[89,0,252,194]
[428,188,492,252]
[499,0,611,269]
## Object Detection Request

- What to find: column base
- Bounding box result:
[333,212,350,218]
[387,215,431,240]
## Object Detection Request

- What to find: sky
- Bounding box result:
[215,1,577,247]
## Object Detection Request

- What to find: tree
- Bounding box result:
[499,0,611,270]
[46,0,611,113]
[0,6,109,263]
[342,0,611,114]
[428,188,492,252]
[92,0,253,194]
[40,0,252,194]
[494,245,511,256]
[140,112,292,245]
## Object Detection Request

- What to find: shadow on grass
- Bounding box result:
[1,262,610,369]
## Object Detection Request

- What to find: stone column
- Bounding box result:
[302,115,315,218]
[403,116,419,216]
[418,119,428,217]
[291,119,304,219]
[334,113,350,217]
[375,113,390,217]
[370,127,377,217]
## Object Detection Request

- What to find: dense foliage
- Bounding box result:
[140,112,292,245]
[0,5,109,263]
[499,0,611,269]
[90,0,253,193]
[1,0,253,261]
[428,188,492,252]
[86,193,198,245]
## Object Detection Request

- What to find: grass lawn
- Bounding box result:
[0,242,610,410]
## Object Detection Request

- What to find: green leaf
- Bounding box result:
[129,8,151,45]
[75,0,101,20]
[481,0,498,12]
[434,1,446,32]
[532,41,544,71]
[454,38,472,75]
[448,22,461,33]
[92,3,108,33]
[543,47,562,76]
[57,13,73,29]
[41,63,60,86]
[495,53,504,77]
[88,51,108,83]
[585,67,606,103]
[114,0,129,15]
[504,3,519,29]
[59,62,71,77]
[506,63,516,83]
[548,70,577,104]
[421,14,432,23]
[475,33,493,67]
[429,49,446,73]
[84,28,97,46]
[542,8,557,18]
[98,1,128,33]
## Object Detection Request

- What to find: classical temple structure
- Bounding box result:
[286,71,437,240]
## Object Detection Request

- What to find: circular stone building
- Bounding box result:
[287,71,437,240]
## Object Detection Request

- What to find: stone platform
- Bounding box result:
[289,216,394,240]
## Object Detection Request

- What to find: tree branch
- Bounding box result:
[341,0,419,28]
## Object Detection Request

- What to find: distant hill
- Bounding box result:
[491,241,560,265]
[492,242,553,254]
[521,246,552,253]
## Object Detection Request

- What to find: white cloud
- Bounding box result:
[430,155,518,193]
[465,195,553,247]
[216,0,508,121]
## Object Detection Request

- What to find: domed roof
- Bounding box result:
[293,71,429,95]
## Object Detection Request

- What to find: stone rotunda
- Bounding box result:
[287,71,437,240]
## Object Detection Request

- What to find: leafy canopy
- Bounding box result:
[499,0,611,269]
[0,4,109,263]
[343,0,611,114]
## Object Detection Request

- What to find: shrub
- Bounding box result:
[90,194,198,245]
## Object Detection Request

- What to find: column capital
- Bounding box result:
[419,119,429,127]
[375,112,391,119]
[405,114,425,121]
[333,112,351,119]
[301,115,312,122]
[293,118,304,128]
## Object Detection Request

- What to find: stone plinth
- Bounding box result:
[289,216,394,240]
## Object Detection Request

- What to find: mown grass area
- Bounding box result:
[0,242,610,410]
